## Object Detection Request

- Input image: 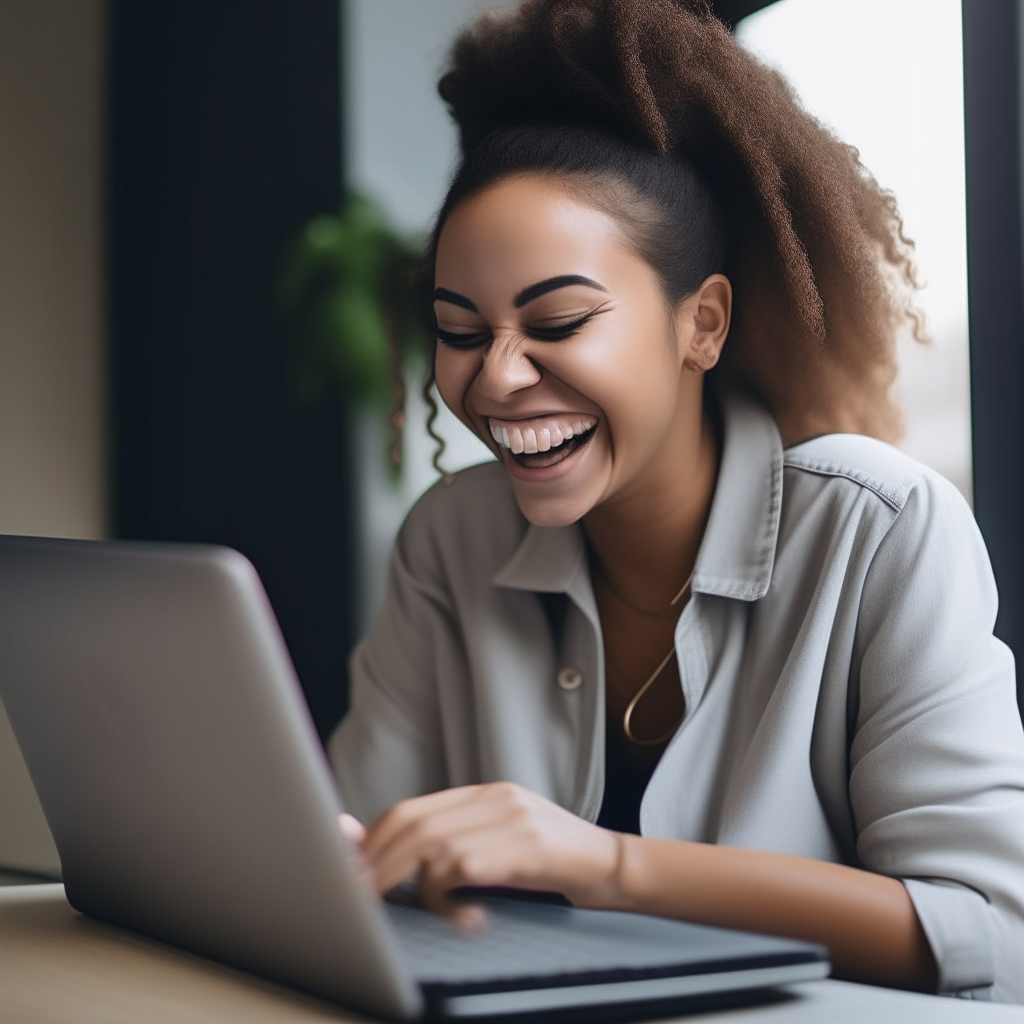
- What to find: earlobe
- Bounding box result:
[683,342,722,374]
[680,274,731,375]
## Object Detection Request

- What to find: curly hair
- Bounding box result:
[424,0,923,447]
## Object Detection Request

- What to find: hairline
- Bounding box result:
[436,167,698,311]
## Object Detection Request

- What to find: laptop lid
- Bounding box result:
[0,535,422,1019]
[0,698,60,878]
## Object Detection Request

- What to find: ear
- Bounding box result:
[676,274,732,374]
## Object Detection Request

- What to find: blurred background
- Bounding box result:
[1,0,1021,878]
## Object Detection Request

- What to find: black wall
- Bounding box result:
[107,1,353,739]
[963,1,1024,704]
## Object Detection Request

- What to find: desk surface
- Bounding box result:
[1,884,1020,1024]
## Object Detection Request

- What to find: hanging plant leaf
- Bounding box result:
[278,193,432,481]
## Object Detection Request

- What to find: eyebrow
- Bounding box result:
[433,287,478,312]
[513,275,607,308]
[433,275,608,315]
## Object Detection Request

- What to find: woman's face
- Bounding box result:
[433,174,726,527]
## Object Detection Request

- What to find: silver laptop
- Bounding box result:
[0,535,829,1020]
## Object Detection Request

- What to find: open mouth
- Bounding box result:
[488,415,598,470]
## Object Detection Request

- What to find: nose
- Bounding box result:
[473,329,542,401]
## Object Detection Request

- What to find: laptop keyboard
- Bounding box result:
[382,891,783,986]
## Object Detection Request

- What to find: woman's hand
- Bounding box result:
[358,783,621,920]
[339,812,367,848]
[345,791,935,988]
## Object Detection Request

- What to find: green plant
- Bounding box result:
[278,194,431,479]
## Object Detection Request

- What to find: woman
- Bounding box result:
[330,0,1024,1002]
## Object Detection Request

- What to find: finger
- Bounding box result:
[448,902,488,932]
[366,788,516,890]
[363,786,484,861]
[370,811,499,895]
[415,819,540,912]
[339,813,367,848]
[365,782,533,873]
[337,814,376,890]
[369,796,525,895]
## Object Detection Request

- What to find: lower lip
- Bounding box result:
[498,430,596,483]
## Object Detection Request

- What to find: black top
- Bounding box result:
[596,727,661,835]
[540,590,664,835]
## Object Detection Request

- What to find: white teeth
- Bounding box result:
[488,415,597,453]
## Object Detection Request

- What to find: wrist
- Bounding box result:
[562,826,628,909]
[604,834,701,916]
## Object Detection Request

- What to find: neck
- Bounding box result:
[583,395,719,610]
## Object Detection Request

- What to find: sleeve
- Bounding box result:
[327,511,452,825]
[850,471,1024,1002]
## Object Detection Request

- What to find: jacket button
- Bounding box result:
[557,667,583,691]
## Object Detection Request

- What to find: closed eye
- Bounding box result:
[435,326,491,348]
[525,309,606,341]
[434,308,607,348]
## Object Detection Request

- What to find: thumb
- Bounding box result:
[339,812,367,848]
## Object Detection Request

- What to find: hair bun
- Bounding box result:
[439,0,724,157]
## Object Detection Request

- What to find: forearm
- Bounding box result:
[362,785,937,992]
[585,836,936,991]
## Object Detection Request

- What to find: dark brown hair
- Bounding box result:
[423,0,923,453]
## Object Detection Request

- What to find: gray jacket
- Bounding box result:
[330,391,1024,1002]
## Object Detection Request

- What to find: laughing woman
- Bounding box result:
[329,0,1024,1001]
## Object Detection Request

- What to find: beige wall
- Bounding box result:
[0,0,106,876]
[0,0,106,540]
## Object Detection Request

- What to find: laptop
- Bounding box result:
[0,535,829,1020]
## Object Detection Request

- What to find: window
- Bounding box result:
[738,0,972,501]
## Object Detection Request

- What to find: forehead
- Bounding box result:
[435,175,633,291]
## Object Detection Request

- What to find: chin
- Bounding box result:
[509,485,595,528]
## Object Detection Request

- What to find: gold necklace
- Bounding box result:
[595,563,693,618]
[606,568,695,746]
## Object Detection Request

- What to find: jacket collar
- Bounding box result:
[493,389,783,604]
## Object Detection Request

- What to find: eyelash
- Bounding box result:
[435,312,597,349]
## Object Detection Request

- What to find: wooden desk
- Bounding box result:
[1,884,1020,1023]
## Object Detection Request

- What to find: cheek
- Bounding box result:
[554,321,679,451]
[434,347,481,424]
